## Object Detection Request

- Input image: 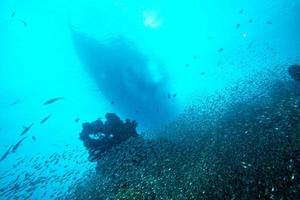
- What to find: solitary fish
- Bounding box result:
[75,118,80,123]
[0,146,13,162]
[20,123,34,136]
[12,137,27,153]
[10,99,20,106]
[32,136,36,141]
[18,19,27,27]
[43,97,64,105]
[40,114,52,124]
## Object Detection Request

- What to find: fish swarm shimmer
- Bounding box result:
[69,81,300,200]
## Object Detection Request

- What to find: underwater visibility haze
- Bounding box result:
[0,0,300,199]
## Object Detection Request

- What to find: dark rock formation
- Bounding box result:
[73,65,300,199]
[80,113,138,161]
[288,64,300,81]
[70,80,300,200]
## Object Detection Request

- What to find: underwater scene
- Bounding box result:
[0,0,300,199]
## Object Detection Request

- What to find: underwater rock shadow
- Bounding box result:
[71,29,177,129]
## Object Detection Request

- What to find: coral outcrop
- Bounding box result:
[80,113,138,161]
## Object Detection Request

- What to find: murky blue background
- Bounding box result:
[0,0,299,199]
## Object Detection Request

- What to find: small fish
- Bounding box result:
[248,41,254,49]
[167,93,171,99]
[239,9,244,14]
[10,99,20,106]
[110,101,114,105]
[193,55,197,59]
[40,114,51,124]
[236,24,240,28]
[266,21,272,25]
[249,19,253,23]
[11,12,16,18]
[218,48,224,52]
[18,19,27,27]
[12,137,27,153]
[207,36,214,39]
[172,93,177,98]
[200,72,205,75]
[20,123,34,136]
[185,63,190,67]
[75,118,80,123]
[0,146,13,162]
[32,136,36,141]
[43,97,64,105]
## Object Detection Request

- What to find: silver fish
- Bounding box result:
[43,97,64,105]
[12,137,27,153]
[0,146,13,162]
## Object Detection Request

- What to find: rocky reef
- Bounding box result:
[288,64,300,81]
[71,77,300,199]
[80,113,138,161]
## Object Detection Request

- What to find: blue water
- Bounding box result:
[0,0,300,199]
